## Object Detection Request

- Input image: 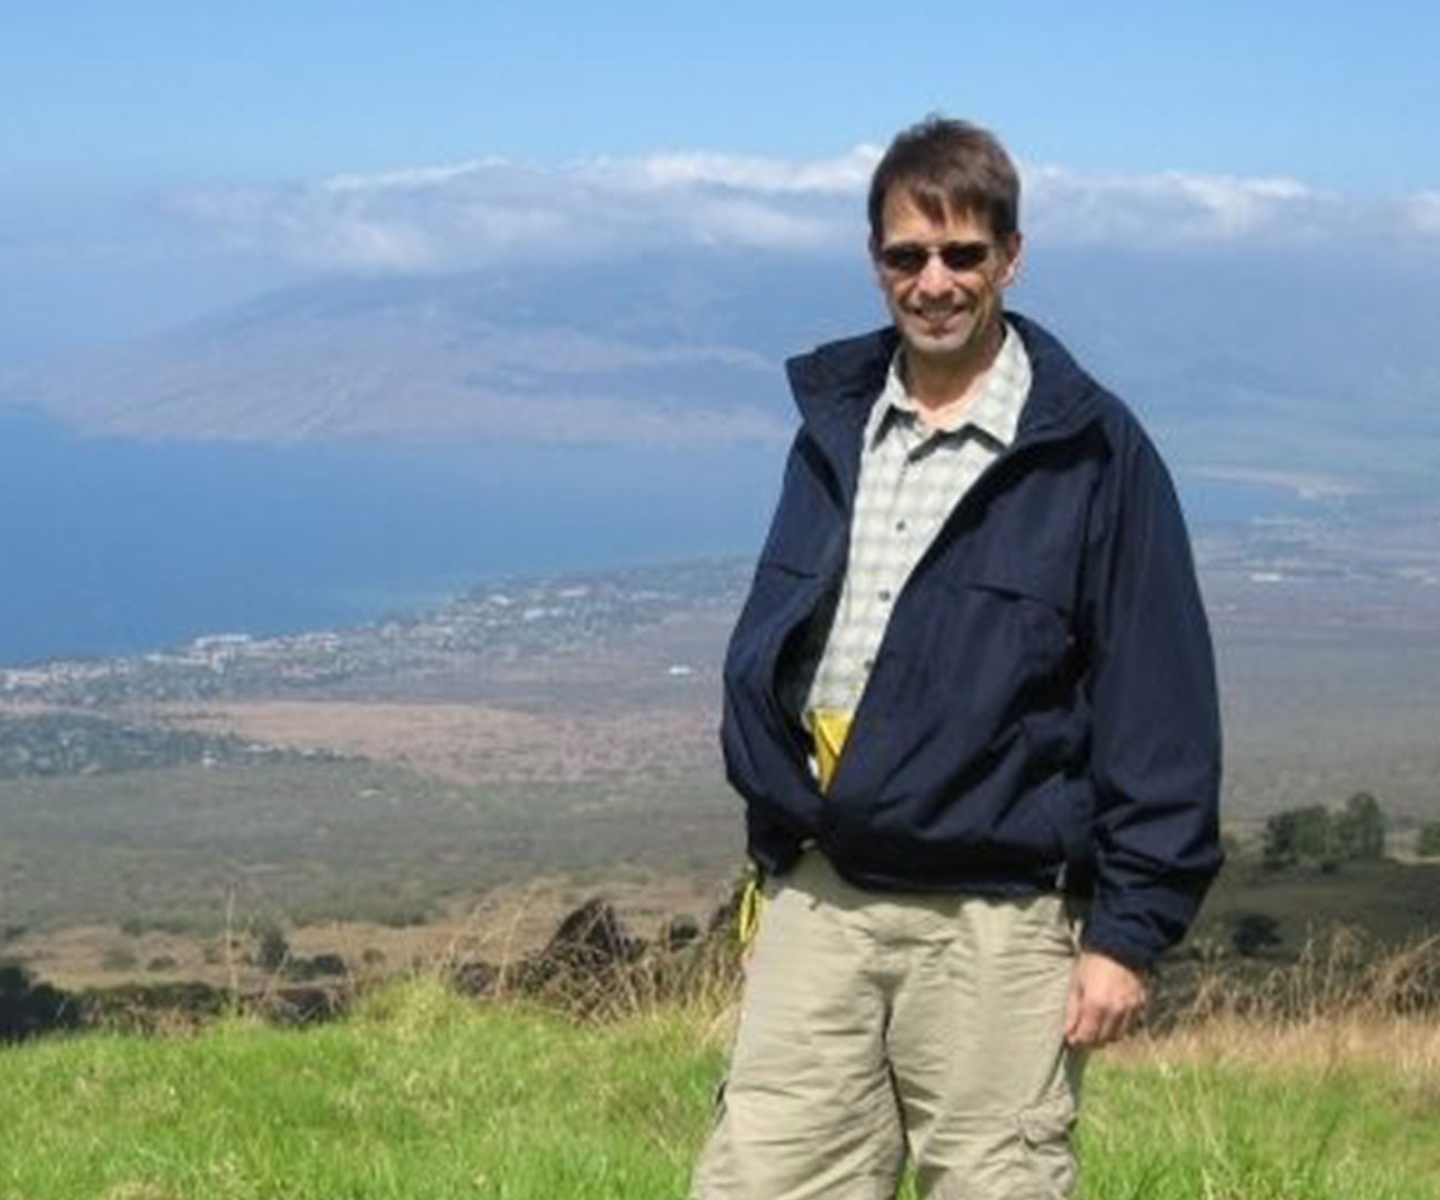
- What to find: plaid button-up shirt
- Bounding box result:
[799,321,1033,726]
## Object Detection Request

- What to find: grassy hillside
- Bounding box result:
[1,979,1437,1199]
[1190,857,1440,955]
[0,759,738,937]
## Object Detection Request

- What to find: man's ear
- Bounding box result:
[868,234,886,283]
[997,231,1024,287]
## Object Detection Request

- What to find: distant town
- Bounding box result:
[6,493,1440,712]
[0,558,750,707]
[1196,500,1440,633]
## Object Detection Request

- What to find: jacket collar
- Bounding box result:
[783,327,896,503]
[786,310,1103,449]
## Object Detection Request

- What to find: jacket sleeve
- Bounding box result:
[1078,425,1223,971]
[720,430,838,868]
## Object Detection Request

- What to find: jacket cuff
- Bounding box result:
[1078,925,1159,973]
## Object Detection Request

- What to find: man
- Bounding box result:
[692,117,1222,1200]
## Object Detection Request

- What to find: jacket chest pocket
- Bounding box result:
[933,555,1078,682]
[972,583,1072,674]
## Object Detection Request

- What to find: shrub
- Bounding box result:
[1334,792,1386,861]
[1263,794,1390,870]
[1416,821,1440,859]
[253,922,289,972]
[1230,912,1283,957]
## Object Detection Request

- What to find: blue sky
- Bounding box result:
[3,0,1438,354]
[7,0,1435,188]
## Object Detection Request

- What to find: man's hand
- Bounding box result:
[1065,951,1148,1047]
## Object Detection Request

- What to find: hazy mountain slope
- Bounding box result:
[1023,248,1440,494]
[3,247,1437,492]
[0,260,831,446]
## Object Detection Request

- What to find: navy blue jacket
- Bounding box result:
[721,313,1222,970]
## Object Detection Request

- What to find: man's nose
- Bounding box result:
[914,252,954,294]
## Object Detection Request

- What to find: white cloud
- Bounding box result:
[607,146,881,193]
[174,151,868,273]
[174,149,1437,274]
[1407,190,1440,237]
[1024,165,1341,246]
[319,161,499,194]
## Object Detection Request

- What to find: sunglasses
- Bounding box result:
[877,240,993,275]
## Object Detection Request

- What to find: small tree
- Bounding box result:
[1263,805,1334,869]
[1334,791,1387,861]
[1417,821,1440,859]
[1262,809,1298,868]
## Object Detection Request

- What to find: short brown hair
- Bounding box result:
[867,116,1020,243]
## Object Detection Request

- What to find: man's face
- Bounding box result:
[871,189,1021,367]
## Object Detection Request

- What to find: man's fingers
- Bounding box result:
[1065,951,1149,1047]
[1067,996,1130,1047]
[1064,968,1082,1039]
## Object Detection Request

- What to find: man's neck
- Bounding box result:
[902,319,1006,429]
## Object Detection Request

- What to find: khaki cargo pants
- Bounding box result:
[692,850,1084,1200]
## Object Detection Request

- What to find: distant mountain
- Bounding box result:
[1021,247,1440,498]
[0,257,857,447]
[3,247,1437,495]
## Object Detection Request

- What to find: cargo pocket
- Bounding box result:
[1017,1093,1078,1199]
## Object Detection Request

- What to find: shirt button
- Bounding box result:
[863,658,875,671]
[878,589,892,602]
[895,520,907,531]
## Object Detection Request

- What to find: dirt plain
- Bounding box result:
[6,556,1440,993]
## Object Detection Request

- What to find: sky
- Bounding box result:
[3,0,1438,357]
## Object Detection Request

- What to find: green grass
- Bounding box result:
[0,983,715,1199]
[1,980,1437,1200]
[1080,1047,1440,1199]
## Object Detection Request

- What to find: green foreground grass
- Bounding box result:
[1,980,1437,1200]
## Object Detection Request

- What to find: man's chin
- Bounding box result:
[901,327,977,360]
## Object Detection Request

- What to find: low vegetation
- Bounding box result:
[1417,820,1440,858]
[0,712,298,780]
[1,931,1438,1199]
[1259,791,1387,869]
[0,759,738,939]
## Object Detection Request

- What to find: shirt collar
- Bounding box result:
[865,320,1032,450]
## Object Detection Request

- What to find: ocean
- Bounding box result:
[0,408,781,664]
[0,407,1328,666]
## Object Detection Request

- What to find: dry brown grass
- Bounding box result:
[13,869,725,993]
[1120,1011,1440,1099]
[428,879,745,1027]
[1118,929,1440,1103]
[668,924,1440,1085]
[441,915,1440,1057]
[152,699,720,784]
[1178,927,1440,1023]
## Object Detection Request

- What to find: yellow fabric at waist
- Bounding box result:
[808,708,853,795]
[735,708,851,950]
